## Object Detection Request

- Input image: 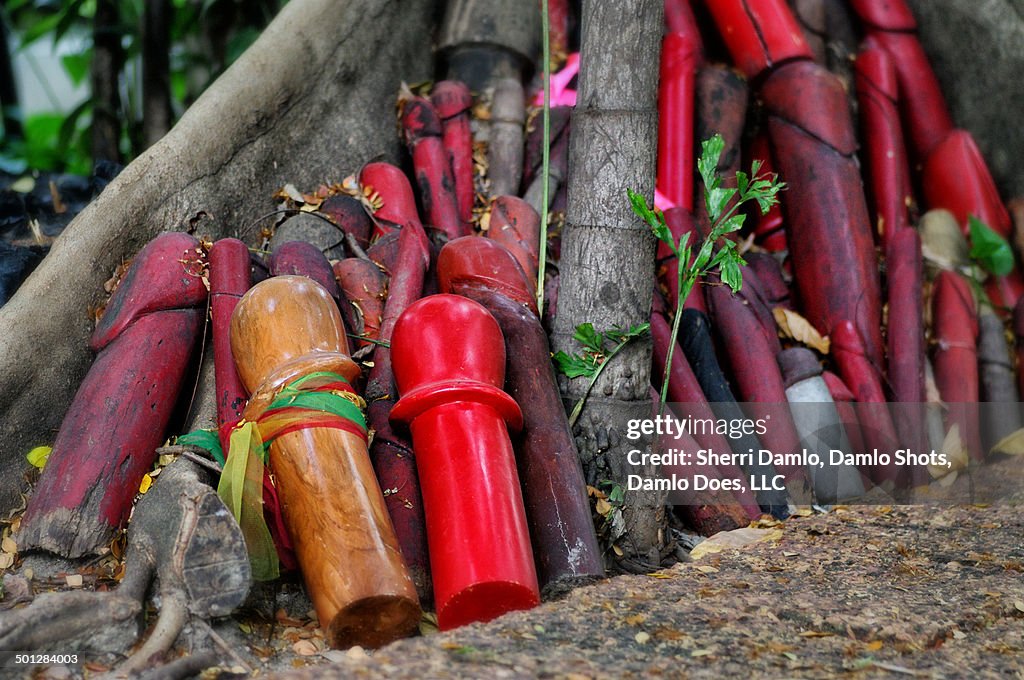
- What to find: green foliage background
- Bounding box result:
[1,0,285,175]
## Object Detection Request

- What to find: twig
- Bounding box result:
[155,445,223,474]
[536,0,551,311]
[195,619,253,674]
[136,650,221,680]
[867,661,927,677]
[346,232,371,260]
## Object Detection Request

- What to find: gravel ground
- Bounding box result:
[264,456,1024,679]
[5,457,1022,679]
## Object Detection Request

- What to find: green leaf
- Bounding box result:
[53,0,88,44]
[26,445,52,469]
[57,99,91,157]
[692,239,715,272]
[698,134,725,193]
[61,51,92,87]
[749,159,764,179]
[627,188,654,223]
[628,188,675,250]
[969,216,1015,276]
[716,213,746,236]
[573,322,603,352]
[754,178,785,215]
[707,186,737,221]
[553,351,600,379]
[19,13,62,48]
[720,252,746,293]
[21,112,65,171]
[606,322,650,344]
[676,229,691,255]
[171,70,188,106]
[736,170,749,198]
[628,322,651,338]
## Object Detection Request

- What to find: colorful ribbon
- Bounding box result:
[181,371,367,581]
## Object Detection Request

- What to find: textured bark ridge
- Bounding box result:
[0,0,436,514]
[552,0,666,567]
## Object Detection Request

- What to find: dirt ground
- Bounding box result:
[5,457,1023,679]
[258,457,1024,679]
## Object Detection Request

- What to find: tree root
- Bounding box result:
[0,590,143,654]
[0,456,250,674]
[117,589,189,675]
[136,650,221,680]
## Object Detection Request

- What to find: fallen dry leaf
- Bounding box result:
[647,571,674,579]
[1,536,16,553]
[292,640,318,656]
[932,424,969,485]
[990,428,1024,456]
[276,608,308,627]
[773,307,831,354]
[690,528,784,560]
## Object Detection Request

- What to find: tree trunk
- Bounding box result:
[0,0,436,516]
[142,0,172,149]
[91,0,123,163]
[552,0,665,568]
[0,13,22,141]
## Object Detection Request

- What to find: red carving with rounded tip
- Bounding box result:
[391,294,539,630]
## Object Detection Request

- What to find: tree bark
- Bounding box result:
[552,0,664,566]
[0,13,22,141]
[142,0,173,149]
[0,0,435,516]
[91,0,123,163]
